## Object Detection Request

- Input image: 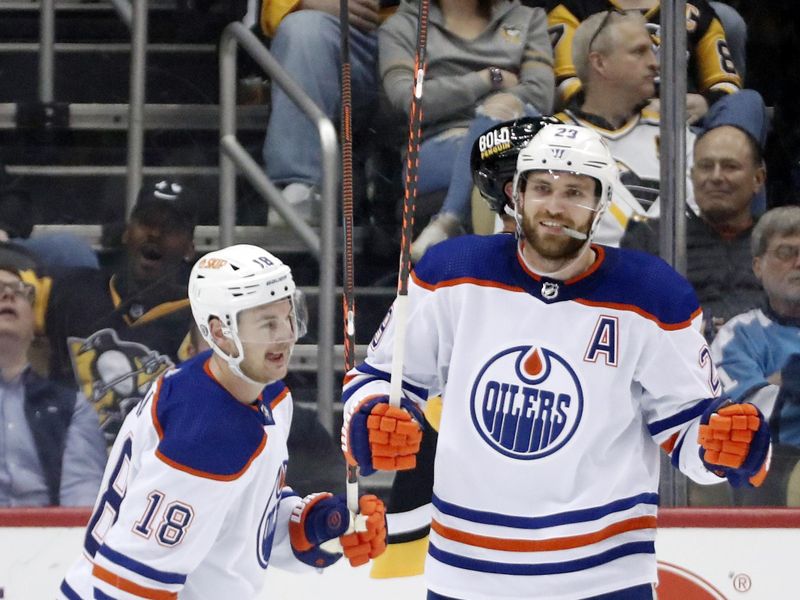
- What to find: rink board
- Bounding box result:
[0,508,796,599]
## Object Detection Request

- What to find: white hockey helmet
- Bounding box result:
[189,244,307,382]
[512,123,618,243]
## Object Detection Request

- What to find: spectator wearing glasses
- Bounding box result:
[711,206,800,505]
[0,262,105,507]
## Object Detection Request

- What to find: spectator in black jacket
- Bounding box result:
[622,123,767,338]
[20,181,197,447]
[0,262,105,506]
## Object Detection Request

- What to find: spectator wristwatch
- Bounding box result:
[489,67,503,90]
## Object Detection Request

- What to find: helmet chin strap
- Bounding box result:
[210,337,277,387]
[231,361,273,387]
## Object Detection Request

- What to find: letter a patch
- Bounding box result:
[584,316,618,367]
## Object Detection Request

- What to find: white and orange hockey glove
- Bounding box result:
[339,494,387,567]
[698,399,771,487]
[342,395,424,476]
[289,493,387,568]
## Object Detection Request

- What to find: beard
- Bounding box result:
[521,210,591,260]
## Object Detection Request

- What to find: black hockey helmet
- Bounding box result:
[471,115,562,214]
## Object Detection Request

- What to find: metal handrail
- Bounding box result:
[38,0,54,102]
[125,0,146,216]
[219,21,339,434]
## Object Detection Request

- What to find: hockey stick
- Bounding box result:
[340,0,360,514]
[389,0,430,409]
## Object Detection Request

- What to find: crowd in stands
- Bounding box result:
[1,0,798,511]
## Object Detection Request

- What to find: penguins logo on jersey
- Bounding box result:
[469,345,583,459]
[68,328,173,443]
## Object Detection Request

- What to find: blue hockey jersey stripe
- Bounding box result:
[671,432,687,469]
[93,589,118,600]
[428,540,655,575]
[341,376,382,405]
[98,544,187,585]
[648,398,714,436]
[432,492,658,529]
[60,580,83,600]
[280,488,299,500]
[354,362,429,400]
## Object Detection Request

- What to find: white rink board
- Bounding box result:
[0,525,797,599]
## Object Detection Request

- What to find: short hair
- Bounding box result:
[572,10,648,86]
[695,125,764,167]
[751,206,800,257]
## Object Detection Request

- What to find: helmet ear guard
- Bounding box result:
[471,116,563,215]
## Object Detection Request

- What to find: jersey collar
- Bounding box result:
[515,242,609,303]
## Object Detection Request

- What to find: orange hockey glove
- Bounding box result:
[340,494,387,567]
[290,493,387,568]
[343,395,424,476]
[698,399,771,487]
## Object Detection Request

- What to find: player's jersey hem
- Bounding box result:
[428,539,654,575]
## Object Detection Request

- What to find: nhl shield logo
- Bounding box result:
[469,345,583,459]
[541,281,559,299]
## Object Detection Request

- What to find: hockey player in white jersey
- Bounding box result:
[60,244,386,600]
[341,124,771,600]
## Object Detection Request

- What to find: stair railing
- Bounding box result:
[219,21,338,434]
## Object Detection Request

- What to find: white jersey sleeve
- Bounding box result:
[635,311,724,484]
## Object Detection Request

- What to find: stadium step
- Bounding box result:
[0,103,268,131]
[31,224,373,256]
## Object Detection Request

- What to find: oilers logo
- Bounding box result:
[470,345,583,459]
[257,461,288,568]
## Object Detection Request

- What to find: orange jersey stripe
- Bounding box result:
[574,299,701,331]
[430,515,657,552]
[154,435,267,482]
[149,377,166,440]
[93,564,177,600]
[661,432,680,455]
[270,386,289,409]
[411,270,525,294]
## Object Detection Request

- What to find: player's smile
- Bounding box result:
[538,218,577,236]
